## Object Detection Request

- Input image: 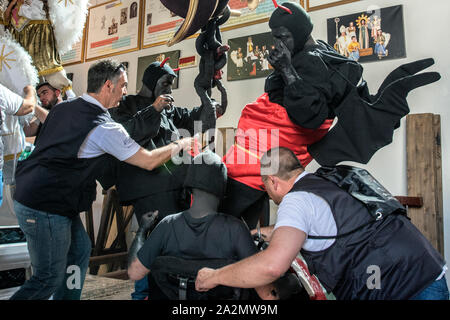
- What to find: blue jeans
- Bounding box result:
[10,201,91,300]
[411,276,449,300]
[132,276,149,300]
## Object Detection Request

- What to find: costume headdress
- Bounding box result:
[142,57,179,91]
[269,1,313,53]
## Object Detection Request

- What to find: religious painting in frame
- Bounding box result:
[136,50,180,93]
[222,0,304,32]
[61,29,86,66]
[327,5,406,63]
[227,31,274,82]
[85,0,142,61]
[306,0,360,12]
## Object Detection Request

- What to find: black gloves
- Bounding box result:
[127,210,159,267]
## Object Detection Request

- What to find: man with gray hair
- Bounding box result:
[196,147,448,300]
[11,59,195,300]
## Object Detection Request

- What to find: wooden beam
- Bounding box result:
[216,127,236,158]
[101,269,129,280]
[89,252,127,266]
[406,113,444,255]
[84,207,95,247]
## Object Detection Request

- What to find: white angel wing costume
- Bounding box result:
[0,35,38,217]
[47,0,89,55]
[0,35,38,94]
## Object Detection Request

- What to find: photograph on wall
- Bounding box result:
[223,0,303,32]
[136,50,180,92]
[327,5,406,63]
[227,31,274,81]
[61,36,85,66]
[85,0,141,61]
[141,0,184,48]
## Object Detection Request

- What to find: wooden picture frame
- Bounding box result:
[85,0,142,61]
[141,0,188,48]
[227,31,274,81]
[61,28,86,66]
[306,0,360,12]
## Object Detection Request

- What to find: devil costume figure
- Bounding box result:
[109,59,213,223]
[221,2,440,228]
[194,5,230,116]
[127,151,267,300]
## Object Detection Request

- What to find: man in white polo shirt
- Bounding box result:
[196,147,448,300]
[0,83,36,206]
[11,59,194,300]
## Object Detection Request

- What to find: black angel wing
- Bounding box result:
[308,58,441,166]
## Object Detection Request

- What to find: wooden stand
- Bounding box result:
[216,127,236,157]
[84,187,134,279]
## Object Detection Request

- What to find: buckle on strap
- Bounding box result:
[178,277,188,300]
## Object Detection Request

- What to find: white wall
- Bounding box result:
[68,0,450,285]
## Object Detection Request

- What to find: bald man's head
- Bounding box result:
[260,147,304,180]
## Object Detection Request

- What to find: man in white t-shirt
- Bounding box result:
[196,147,448,300]
[0,83,37,205]
[11,59,195,300]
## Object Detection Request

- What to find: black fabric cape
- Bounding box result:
[106,95,203,204]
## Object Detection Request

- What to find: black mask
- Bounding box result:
[269,2,313,53]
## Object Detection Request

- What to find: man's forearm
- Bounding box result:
[16,86,36,116]
[34,105,48,123]
[147,142,183,169]
[23,120,39,137]
[215,251,281,289]
[125,138,191,171]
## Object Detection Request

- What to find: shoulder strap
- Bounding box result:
[307,220,376,240]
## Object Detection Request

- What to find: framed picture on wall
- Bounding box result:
[85,0,142,61]
[227,31,274,81]
[327,5,406,63]
[136,50,180,92]
[141,0,186,48]
[61,29,86,66]
[306,0,360,12]
[222,0,304,32]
